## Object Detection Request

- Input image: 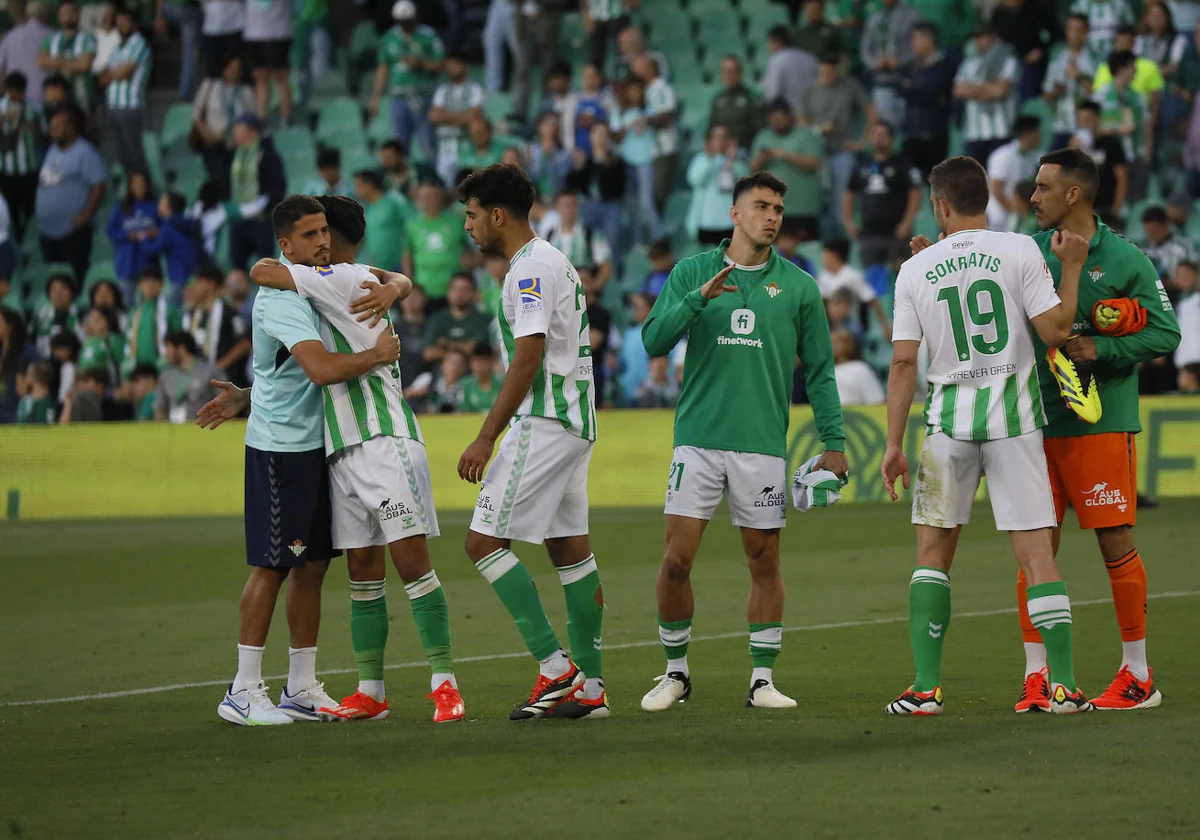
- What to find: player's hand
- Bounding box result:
[458,435,495,483]
[880,445,909,502]
[814,450,849,478]
[196,380,250,429]
[700,265,738,299]
[1063,334,1097,362]
[909,235,933,255]
[352,278,409,326]
[373,326,401,364]
[1051,229,1089,266]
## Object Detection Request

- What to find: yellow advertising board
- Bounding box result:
[2,397,1198,520]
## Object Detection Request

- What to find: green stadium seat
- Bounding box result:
[142,131,165,188]
[663,190,691,233]
[275,125,317,164]
[83,260,117,292]
[308,71,350,106]
[559,12,587,54]
[342,147,377,175]
[316,97,364,143]
[484,91,513,124]
[620,245,652,291]
[366,107,393,146]
[349,20,379,64]
[643,4,691,40]
[695,8,743,41]
[744,3,791,43]
[160,102,194,149]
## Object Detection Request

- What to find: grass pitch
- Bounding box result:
[2,501,1198,838]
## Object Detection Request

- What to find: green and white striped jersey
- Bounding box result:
[0,94,41,176]
[430,79,486,160]
[586,0,624,21]
[1043,44,1099,134]
[955,41,1019,142]
[1071,0,1135,58]
[104,32,151,110]
[892,230,1060,441]
[288,262,423,455]
[41,29,98,109]
[499,238,597,442]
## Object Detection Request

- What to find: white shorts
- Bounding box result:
[328,435,440,549]
[663,446,788,530]
[911,429,1057,532]
[470,417,593,544]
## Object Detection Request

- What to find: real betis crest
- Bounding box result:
[765,282,781,298]
[1088,266,1105,283]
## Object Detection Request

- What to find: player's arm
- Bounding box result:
[1086,253,1182,365]
[290,335,400,386]
[881,339,919,501]
[249,258,297,292]
[1029,231,1088,347]
[796,285,847,472]
[458,333,546,483]
[349,267,413,325]
[641,263,736,356]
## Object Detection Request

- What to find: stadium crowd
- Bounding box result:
[0,0,1198,426]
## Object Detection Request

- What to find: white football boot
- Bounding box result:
[746,679,798,709]
[278,681,339,721]
[640,672,692,712]
[217,682,294,726]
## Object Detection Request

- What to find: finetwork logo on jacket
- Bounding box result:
[719,308,763,348]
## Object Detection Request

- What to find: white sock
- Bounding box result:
[666,656,689,677]
[287,646,317,694]
[539,649,571,679]
[233,644,264,692]
[581,677,604,700]
[751,667,773,687]
[431,672,457,692]
[358,679,386,701]
[1122,639,1149,681]
[1023,642,1047,677]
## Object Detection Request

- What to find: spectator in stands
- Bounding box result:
[98,7,150,175]
[563,63,614,156]
[456,115,506,177]
[750,99,824,243]
[149,191,201,290]
[78,304,122,385]
[636,354,679,408]
[1096,26,1166,111]
[616,290,653,406]
[0,71,42,243]
[404,179,471,307]
[128,363,158,420]
[125,266,182,372]
[686,124,746,246]
[228,115,285,269]
[824,286,863,342]
[763,25,818,118]
[538,190,610,295]
[300,147,351,197]
[0,2,52,106]
[1044,14,1098,149]
[30,270,77,358]
[632,54,677,211]
[191,53,253,198]
[243,0,294,125]
[1173,258,1200,369]
[407,346,466,413]
[107,170,158,298]
[482,0,518,94]
[88,280,126,329]
[199,0,244,81]
[536,60,572,129]
[189,180,226,266]
[1097,50,1152,200]
[844,121,922,267]
[395,280,427,387]
[458,340,498,413]
[527,110,571,200]
[832,328,885,406]
[899,23,955,179]
[40,74,70,125]
[36,107,106,284]
[986,115,1042,231]
[372,0,444,159]
[352,170,410,274]
[955,23,1020,164]
[15,361,55,424]
[379,139,420,199]
[612,75,660,244]
[818,238,891,338]
[48,327,80,403]
[641,237,673,297]
[0,305,30,422]
[860,0,923,127]
[223,268,253,323]
[1071,99,1128,217]
[993,0,1061,102]
[184,267,249,388]
[583,0,633,70]
[1140,2,1187,71]
[615,24,667,83]
[421,271,492,365]
[801,51,875,237]
[1141,204,1198,283]
[795,0,844,58]
[510,1,563,127]
[1076,0,1135,58]
[38,2,97,115]
[710,56,762,152]
[154,0,201,101]
[156,329,222,422]
[0,192,13,287]
[429,51,485,188]
[60,365,107,423]
[567,121,625,261]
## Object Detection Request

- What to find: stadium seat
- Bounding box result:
[695,8,744,42]
[341,146,376,175]
[349,20,379,65]
[744,3,791,43]
[83,260,117,292]
[142,131,165,189]
[663,190,691,233]
[483,91,513,124]
[643,4,690,37]
[160,102,194,149]
[366,107,393,147]
[559,12,587,54]
[274,125,317,165]
[316,97,364,143]
[620,245,652,291]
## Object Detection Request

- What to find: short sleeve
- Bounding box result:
[591,231,612,266]
[261,294,322,351]
[82,145,107,186]
[953,59,969,85]
[510,260,552,338]
[1000,55,1019,83]
[288,264,360,320]
[891,268,922,341]
[431,84,449,108]
[467,83,485,109]
[1020,238,1061,319]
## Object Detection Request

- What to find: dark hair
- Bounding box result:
[764,97,792,115]
[1183,361,1200,382]
[1107,50,1136,75]
[648,237,672,258]
[194,265,223,284]
[353,168,386,192]
[1038,147,1098,203]
[830,286,856,306]
[1177,258,1198,272]
[163,191,186,216]
[26,360,53,388]
[767,25,792,45]
[272,194,325,236]
[1067,12,1090,27]
[732,170,788,204]
[0,306,25,378]
[164,330,199,356]
[77,367,109,387]
[89,280,124,312]
[1141,205,1168,224]
[1148,1,1177,38]
[49,329,81,359]
[316,146,341,169]
[471,341,494,359]
[42,74,68,92]
[131,363,159,382]
[4,71,26,92]
[121,170,153,214]
[90,304,120,333]
[315,194,367,245]
[818,50,842,65]
[928,156,991,216]
[445,50,467,63]
[457,163,536,219]
[1078,99,1101,115]
[553,189,579,204]
[874,119,895,137]
[114,5,135,20]
[1116,23,1136,37]
[1014,114,1040,135]
[380,139,405,156]
[706,122,731,142]
[547,59,572,79]
[46,271,77,297]
[198,180,222,210]
[912,22,939,42]
[822,238,851,262]
[449,271,477,289]
[140,264,164,282]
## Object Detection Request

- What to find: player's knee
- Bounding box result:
[464,530,496,564]
[660,549,694,582]
[746,550,781,583]
[1096,525,1134,561]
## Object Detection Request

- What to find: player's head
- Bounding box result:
[458,164,536,257]
[927,156,990,232]
[730,171,786,249]
[315,194,367,261]
[273,194,330,266]
[1031,148,1097,230]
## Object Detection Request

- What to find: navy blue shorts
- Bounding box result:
[244,446,339,568]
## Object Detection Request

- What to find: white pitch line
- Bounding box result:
[5,590,1198,708]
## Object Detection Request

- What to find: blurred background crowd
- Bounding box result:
[0,0,1198,427]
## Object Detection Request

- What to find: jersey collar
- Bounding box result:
[718,238,775,272]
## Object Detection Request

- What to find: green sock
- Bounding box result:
[475,548,561,661]
[349,579,389,683]
[909,567,951,692]
[749,622,783,669]
[1027,580,1076,690]
[405,571,453,675]
[658,617,691,667]
[558,555,604,679]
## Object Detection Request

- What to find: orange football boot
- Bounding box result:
[428,680,465,723]
[1015,667,1052,713]
[319,691,390,721]
[1091,666,1162,710]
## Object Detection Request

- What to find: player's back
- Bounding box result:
[500,238,597,441]
[893,229,1061,441]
